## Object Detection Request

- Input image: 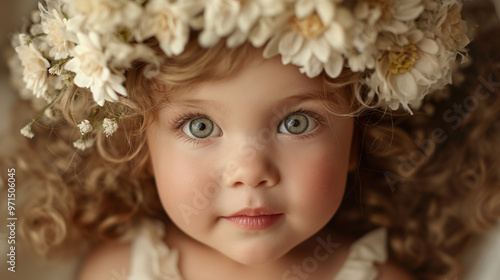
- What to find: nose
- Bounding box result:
[223,147,280,188]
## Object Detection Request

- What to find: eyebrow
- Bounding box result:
[164,90,328,112]
[282,91,327,103]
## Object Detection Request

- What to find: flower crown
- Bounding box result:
[11,0,469,150]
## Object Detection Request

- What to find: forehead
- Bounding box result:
[167,51,325,105]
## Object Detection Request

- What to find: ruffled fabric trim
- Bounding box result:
[126,220,183,280]
[333,228,388,280]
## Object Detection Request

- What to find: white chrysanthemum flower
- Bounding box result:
[14,34,50,99]
[350,0,424,71]
[73,138,95,151]
[20,124,35,139]
[369,29,444,110]
[137,0,201,56]
[225,0,287,47]
[102,118,118,137]
[263,1,353,78]
[434,0,469,51]
[198,0,242,47]
[106,40,159,70]
[65,0,142,34]
[64,32,127,106]
[354,0,424,34]
[77,120,93,135]
[198,0,285,47]
[7,53,32,100]
[39,3,74,59]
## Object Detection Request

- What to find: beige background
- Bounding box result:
[0,0,499,280]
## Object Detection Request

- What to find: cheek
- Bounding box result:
[284,137,351,218]
[152,150,216,226]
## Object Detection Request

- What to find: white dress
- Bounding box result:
[125,221,387,280]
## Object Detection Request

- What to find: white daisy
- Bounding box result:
[64,32,127,106]
[263,1,352,78]
[369,29,444,110]
[137,0,202,56]
[102,118,118,137]
[14,34,50,99]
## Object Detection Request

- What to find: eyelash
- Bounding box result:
[170,108,325,144]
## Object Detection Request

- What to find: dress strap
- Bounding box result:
[127,220,183,280]
[333,228,388,280]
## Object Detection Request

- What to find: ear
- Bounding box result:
[348,125,359,172]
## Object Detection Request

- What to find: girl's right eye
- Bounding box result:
[182,117,222,139]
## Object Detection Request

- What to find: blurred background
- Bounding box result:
[0,0,499,279]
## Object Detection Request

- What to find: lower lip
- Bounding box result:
[222,214,283,230]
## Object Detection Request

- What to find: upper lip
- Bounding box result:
[225,207,282,217]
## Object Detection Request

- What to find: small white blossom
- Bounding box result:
[73,138,95,151]
[102,118,118,137]
[20,124,35,139]
[44,108,56,120]
[15,34,51,99]
[77,120,93,135]
[64,32,127,106]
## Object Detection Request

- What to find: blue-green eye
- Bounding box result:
[182,117,221,138]
[279,113,318,134]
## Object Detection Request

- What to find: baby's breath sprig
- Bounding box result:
[19,97,57,139]
[73,107,100,147]
[102,118,119,137]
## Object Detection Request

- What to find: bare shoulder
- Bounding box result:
[78,241,132,280]
[376,261,417,280]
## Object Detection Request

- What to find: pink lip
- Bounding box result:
[221,208,283,230]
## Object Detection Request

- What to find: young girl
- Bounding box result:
[3,0,500,279]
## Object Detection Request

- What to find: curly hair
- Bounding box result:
[2,8,500,280]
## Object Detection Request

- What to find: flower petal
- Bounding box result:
[417,38,439,55]
[324,23,345,50]
[325,52,344,78]
[238,2,260,32]
[279,32,304,56]
[309,39,330,63]
[296,0,315,19]
[316,0,335,24]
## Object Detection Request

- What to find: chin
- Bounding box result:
[221,241,290,266]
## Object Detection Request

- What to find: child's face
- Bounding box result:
[147,51,354,265]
